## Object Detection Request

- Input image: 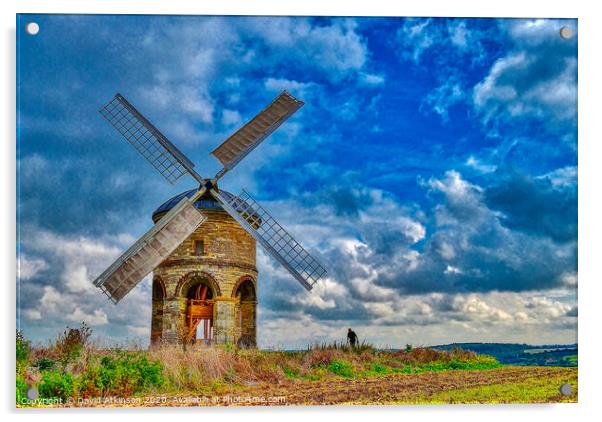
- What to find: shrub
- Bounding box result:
[54,323,92,368]
[16,374,28,403]
[38,370,74,401]
[16,331,30,372]
[34,357,56,371]
[16,331,31,404]
[80,352,164,397]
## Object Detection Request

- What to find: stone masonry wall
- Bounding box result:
[150,208,257,346]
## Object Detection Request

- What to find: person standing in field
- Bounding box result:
[347,328,358,347]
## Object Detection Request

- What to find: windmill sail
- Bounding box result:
[96,89,326,301]
[211,189,326,291]
[99,93,204,184]
[93,196,207,303]
[211,91,304,171]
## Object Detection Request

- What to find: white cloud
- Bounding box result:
[27,229,123,294]
[537,166,577,188]
[560,272,578,287]
[454,294,513,322]
[428,170,482,199]
[18,255,48,280]
[526,297,572,319]
[449,21,469,48]
[67,307,109,326]
[397,18,487,65]
[232,18,369,83]
[466,155,497,174]
[421,79,465,121]
[19,229,145,335]
[445,265,462,274]
[263,78,318,99]
[23,309,42,321]
[398,19,436,63]
[221,109,242,126]
[40,286,64,313]
[359,72,385,87]
[290,280,341,310]
[473,19,577,126]
[426,171,488,227]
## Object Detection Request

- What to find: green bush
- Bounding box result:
[80,352,164,397]
[16,331,30,371]
[16,374,28,403]
[34,357,56,371]
[38,370,74,401]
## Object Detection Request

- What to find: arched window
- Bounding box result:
[233,278,256,348]
[235,279,256,301]
[184,277,215,344]
[151,278,165,345]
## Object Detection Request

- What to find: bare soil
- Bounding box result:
[143,366,578,406]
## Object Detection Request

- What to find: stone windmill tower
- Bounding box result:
[150,189,258,346]
[91,91,327,347]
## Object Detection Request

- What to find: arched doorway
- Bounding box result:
[184,277,215,344]
[233,278,256,348]
[150,277,165,345]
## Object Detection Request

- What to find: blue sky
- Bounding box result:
[17,15,577,348]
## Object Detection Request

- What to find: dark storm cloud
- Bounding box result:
[263,169,576,326]
[484,169,577,243]
[18,152,168,236]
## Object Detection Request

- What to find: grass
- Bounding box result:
[15,329,577,406]
[410,368,578,404]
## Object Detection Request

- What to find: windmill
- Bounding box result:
[93,91,327,314]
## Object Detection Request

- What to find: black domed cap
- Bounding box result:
[152,189,235,223]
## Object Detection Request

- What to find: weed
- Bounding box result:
[79,352,164,397]
[283,367,300,379]
[328,360,355,378]
[54,323,92,369]
[38,370,74,401]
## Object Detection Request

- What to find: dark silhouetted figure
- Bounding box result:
[347,328,358,347]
